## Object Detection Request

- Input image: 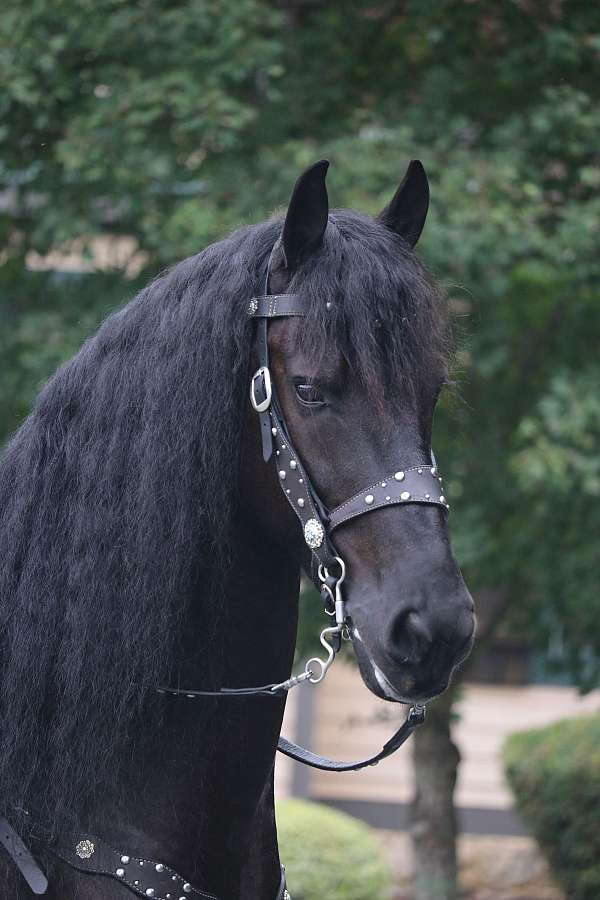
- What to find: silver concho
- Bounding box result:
[303,518,324,549]
[75,839,95,859]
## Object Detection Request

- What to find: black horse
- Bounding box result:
[0,160,474,899]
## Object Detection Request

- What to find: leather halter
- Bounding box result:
[248,291,449,575]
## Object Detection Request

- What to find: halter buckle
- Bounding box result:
[250,366,272,413]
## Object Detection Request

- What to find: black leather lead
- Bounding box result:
[157,684,426,773]
[277,704,425,772]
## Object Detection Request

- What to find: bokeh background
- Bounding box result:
[1,2,599,899]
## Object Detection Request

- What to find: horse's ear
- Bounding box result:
[378,160,429,247]
[280,159,329,269]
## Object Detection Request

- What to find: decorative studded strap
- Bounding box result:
[53,835,217,900]
[328,465,448,531]
[269,402,338,570]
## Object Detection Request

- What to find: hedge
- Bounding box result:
[504,713,600,900]
[276,798,393,899]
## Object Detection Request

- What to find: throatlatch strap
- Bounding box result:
[277,704,425,772]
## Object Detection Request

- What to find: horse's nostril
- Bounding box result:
[387,609,433,667]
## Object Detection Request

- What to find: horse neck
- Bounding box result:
[92,519,301,900]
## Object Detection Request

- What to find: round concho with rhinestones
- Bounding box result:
[75,839,95,859]
[303,518,324,549]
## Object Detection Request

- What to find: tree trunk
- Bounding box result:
[410,690,460,900]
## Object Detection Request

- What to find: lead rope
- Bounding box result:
[157,559,347,699]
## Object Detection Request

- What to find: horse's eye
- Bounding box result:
[295,383,325,407]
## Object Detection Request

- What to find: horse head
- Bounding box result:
[244,160,475,705]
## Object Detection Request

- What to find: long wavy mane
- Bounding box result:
[0,210,449,835]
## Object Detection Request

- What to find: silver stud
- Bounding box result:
[183,886,192,894]
[116,868,125,877]
[134,882,140,887]
[400,491,411,501]
[385,495,391,501]
[172,876,178,881]
[278,470,286,480]
[156,864,164,873]
[297,498,305,508]
[440,495,446,504]
[281,443,286,449]
[394,471,405,481]
[425,493,430,500]
[271,427,277,436]
[146,891,155,898]
[326,301,333,310]
[75,840,95,859]
[439,476,443,482]
[431,466,437,476]
[121,856,130,864]
[290,460,297,470]
[276,450,280,456]
[298,478,303,484]
[286,489,290,494]
[381,481,387,487]
[179,897,186,900]
[139,861,144,866]
[364,494,374,505]
[418,467,423,474]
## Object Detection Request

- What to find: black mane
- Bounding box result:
[0,211,448,831]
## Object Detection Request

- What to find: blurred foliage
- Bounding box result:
[276,798,393,899]
[1,2,599,685]
[504,714,600,899]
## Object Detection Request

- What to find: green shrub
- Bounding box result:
[276,798,393,900]
[504,713,600,900]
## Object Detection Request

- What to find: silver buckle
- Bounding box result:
[250,366,272,413]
